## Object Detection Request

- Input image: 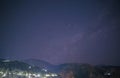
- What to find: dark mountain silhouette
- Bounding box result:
[0,58,6,62]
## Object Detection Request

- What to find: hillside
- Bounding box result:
[0,58,120,78]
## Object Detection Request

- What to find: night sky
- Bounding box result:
[0,0,120,65]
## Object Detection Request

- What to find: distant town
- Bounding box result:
[0,58,120,78]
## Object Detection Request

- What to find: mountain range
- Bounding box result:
[0,58,120,78]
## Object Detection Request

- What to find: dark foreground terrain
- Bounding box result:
[0,58,120,78]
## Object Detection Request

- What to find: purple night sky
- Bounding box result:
[0,0,120,65]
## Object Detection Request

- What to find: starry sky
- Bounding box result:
[0,0,120,65]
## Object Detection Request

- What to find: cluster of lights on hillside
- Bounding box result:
[0,65,58,78]
[0,70,58,78]
[0,60,58,78]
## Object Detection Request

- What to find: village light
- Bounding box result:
[45,74,50,77]
[37,74,40,77]
[2,73,7,77]
[51,73,58,77]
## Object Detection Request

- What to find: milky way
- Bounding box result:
[0,0,120,65]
